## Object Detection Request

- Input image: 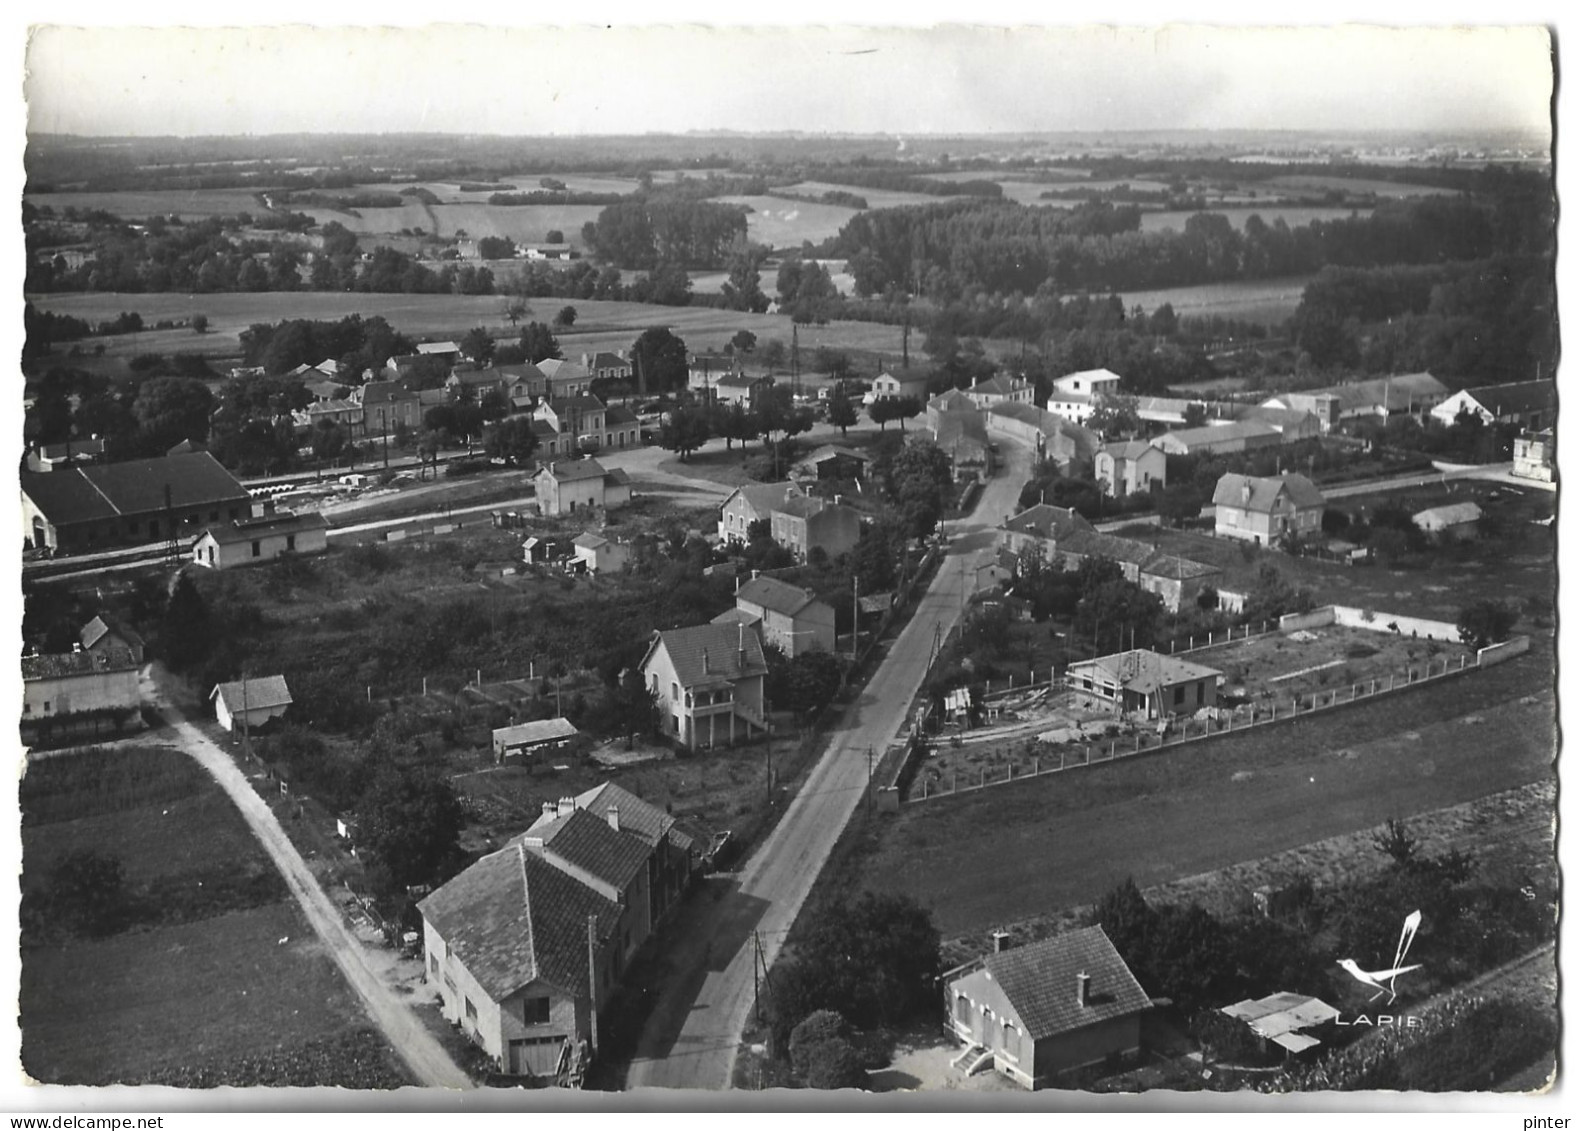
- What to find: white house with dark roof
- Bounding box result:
[191,510,329,570]
[581,351,632,382]
[533,458,631,516]
[571,532,632,574]
[945,926,1152,1089]
[22,644,143,741]
[640,622,769,750]
[717,481,805,545]
[1429,380,1556,432]
[715,574,836,657]
[1211,472,1326,546]
[211,675,293,733]
[964,374,1034,409]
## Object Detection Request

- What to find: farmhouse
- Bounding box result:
[770,496,863,563]
[1212,472,1326,546]
[686,353,742,397]
[1263,372,1449,429]
[492,718,579,762]
[211,674,293,733]
[360,380,423,436]
[582,351,632,382]
[533,458,631,516]
[1429,380,1556,432]
[926,389,979,430]
[419,784,697,1080]
[999,504,1094,559]
[1412,501,1483,541]
[945,927,1152,1090]
[1045,368,1123,423]
[1137,553,1222,614]
[191,510,330,570]
[711,373,774,409]
[21,645,143,742]
[21,450,256,554]
[1094,440,1166,498]
[717,481,805,545]
[537,358,596,398]
[641,622,769,750]
[800,444,871,481]
[933,411,996,480]
[717,574,837,657]
[1066,649,1220,719]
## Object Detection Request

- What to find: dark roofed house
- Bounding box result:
[22,643,143,742]
[719,574,837,656]
[946,926,1153,1089]
[999,504,1095,558]
[80,615,145,665]
[419,779,698,1080]
[532,458,631,516]
[211,674,293,733]
[1430,379,1556,433]
[22,451,254,555]
[641,622,769,750]
[1212,472,1326,546]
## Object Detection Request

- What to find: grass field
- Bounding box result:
[29,291,914,363]
[25,187,266,219]
[19,745,408,1087]
[783,181,946,209]
[862,653,1553,937]
[1108,275,1316,323]
[1266,173,1460,199]
[722,195,861,249]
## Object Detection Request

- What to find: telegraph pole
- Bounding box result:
[867,746,875,815]
[764,697,773,803]
[851,574,860,661]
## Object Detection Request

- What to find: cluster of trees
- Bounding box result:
[580,200,750,269]
[799,165,1003,199]
[239,313,416,376]
[1012,553,1166,651]
[767,892,940,1059]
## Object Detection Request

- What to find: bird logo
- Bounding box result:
[1337,910,1423,1004]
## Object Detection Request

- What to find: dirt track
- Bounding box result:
[152,672,473,1090]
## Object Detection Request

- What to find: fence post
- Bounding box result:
[1135,732,1141,753]
[1034,756,1040,775]
[1460,654,1466,671]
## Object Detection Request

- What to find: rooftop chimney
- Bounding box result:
[738,622,747,668]
[1076,972,1091,1008]
[1241,480,1252,506]
[834,494,844,506]
[557,796,576,818]
[541,801,557,818]
[991,930,1011,954]
[606,806,620,832]
[702,649,711,674]
[752,569,761,580]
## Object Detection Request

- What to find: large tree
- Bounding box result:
[519,322,563,364]
[826,387,858,437]
[481,416,540,466]
[658,404,711,461]
[630,326,690,395]
[355,764,463,893]
[162,572,212,671]
[460,326,496,366]
[132,376,215,451]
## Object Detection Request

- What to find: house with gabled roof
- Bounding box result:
[80,615,144,665]
[717,481,805,545]
[1045,368,1124,424]
[191,510,330,570]
[22,643,143,742]
[1095,440,1166,498]
[582,351,632,382]
[418,841,620,1079]
[926,388,979,431]
[945,926,1152,1089]
[640,622,769,750]
[1137,552,1222,614]
[770,495,863,564]
[1412,501,1484,541]
[571,531,632,575]
[1212,472,1325,546]
[537,358,595,398]
[211,675,293,733]
[964,373,1034,409]
[933,411,996,480]
[359,379,422,436]
[418,781,700,1080]
[870,367,931,405]
[1429,379,1556,432]
[715,573,836,657]
[999,504,1095,559]
[533,458,631,516]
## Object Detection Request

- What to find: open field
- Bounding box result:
[861,652,1553,937]
[28,291,914,362]
[25,187,266,218]
[783,180,947,209]
[1108,275,1315,323]
[721,195,861,248]
[1266,173,1461,198]
[19,745,408,1087]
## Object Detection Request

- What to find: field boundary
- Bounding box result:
[900,632,1529,806]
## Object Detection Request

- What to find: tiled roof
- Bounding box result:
[773,495,827,520]
[806,444,869,464]
[417,341,460,354]
[935,412,991,448]
[547,395,606,412]
[22,646,138,680]
[724,481,803,519]
[360,380,419,405]
[977,926,1151,1041]
[39,437,107,461]
[1453,380,1555,417]
[971,375,1026,397]
[735,575,818,617]
[80,452,251,518]
[450,369,505,387]
[1057,367,1124,388]
[1139,553,1220,581]
[199,510,329,547]
[711,607,763,629]
[604,468,633,487]
[928,390,978,413]
[417,843,619,1001]
[605,405,639,425]
[1211,473,1325,512]
[561,781,692,854]
[1069,649,1221,692]
[1002,504,1093,540]
[211,675,293,713]
[1235,406,1318,432]
[648,622,768,689]
[588,352,628,369]
[1100,439,1161,461]
[539,458,609,483]
[21,469,120,523]
[1060,528,1157,566]
[529,807,652,891]
[81,615,142,651]
[493,718,579,747]
[1161,421,1281,449]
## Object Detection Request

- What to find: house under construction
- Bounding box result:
[1065,649,1221,720]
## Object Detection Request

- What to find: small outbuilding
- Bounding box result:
[212,675,293,733]
[492,718,580,763]
[1412,501,1483,541]
[1066,649,1220,719]
[191,510,330,569]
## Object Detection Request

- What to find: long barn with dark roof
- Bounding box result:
[21,451,255,554]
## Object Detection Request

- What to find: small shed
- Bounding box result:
[212,675,293,733]
[492,718,580,762]
[1412,501,1483,541]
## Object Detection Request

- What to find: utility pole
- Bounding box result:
[867,745,875,815]
[851,574,860,661]
[764,696,773,803]
[753,929,762,1025]
[587,914,600,1058]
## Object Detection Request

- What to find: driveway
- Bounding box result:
[148,670,473,1091]
[624,433,1033,1092]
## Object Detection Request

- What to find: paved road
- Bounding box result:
[149,672,474,1090]
[624,432,1033,1092]
[1323,461,1554,498]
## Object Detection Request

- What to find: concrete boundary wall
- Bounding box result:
[1478,636,1531,667]
[1278,604,1460,643]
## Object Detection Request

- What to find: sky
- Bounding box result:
[20,21,1555,138]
